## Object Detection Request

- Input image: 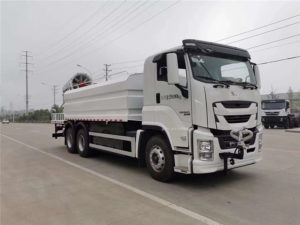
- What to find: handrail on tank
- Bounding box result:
[51,113,64,123]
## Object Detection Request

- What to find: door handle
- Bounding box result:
[156,93,160,104]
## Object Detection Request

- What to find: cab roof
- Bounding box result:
[151,39,251,62]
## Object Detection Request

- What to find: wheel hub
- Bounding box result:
[149,145,165,172]
[78,135,85,152]
[67,132,72,148]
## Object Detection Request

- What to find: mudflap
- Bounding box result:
[219,146,244,174]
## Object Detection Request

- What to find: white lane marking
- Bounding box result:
[1,134,222,225]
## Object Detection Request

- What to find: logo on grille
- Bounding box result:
[231,91,238,96]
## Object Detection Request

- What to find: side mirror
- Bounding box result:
[167,53,179,85]
[178,69,187,87]
[253,64,261,89]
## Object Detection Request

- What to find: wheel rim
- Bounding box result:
[149,145,165,172]
[78,134,85,152]
[66,131,72,148]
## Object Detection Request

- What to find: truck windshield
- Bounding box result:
[262,101,285,109]
[189,53,256,86]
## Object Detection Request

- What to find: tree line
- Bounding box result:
[1,105,63,123]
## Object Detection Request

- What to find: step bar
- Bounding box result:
[89,132,136,157]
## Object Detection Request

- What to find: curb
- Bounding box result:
[285,129,300,133]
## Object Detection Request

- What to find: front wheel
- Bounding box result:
[145,136,174,182]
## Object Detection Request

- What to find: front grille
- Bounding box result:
[211,128,257,149]
[221,101,252,109]
[265,111,279,116]
[224,115,251,123]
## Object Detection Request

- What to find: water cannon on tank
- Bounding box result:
[62,73,92,93]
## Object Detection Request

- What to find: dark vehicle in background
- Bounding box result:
[261,99,296,129]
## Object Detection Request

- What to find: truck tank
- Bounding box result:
[63,73,144,122]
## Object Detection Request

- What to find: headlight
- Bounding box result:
[258,133,263,152]
[197,140,214,161]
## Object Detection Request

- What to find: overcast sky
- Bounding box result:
[1,0,299,111]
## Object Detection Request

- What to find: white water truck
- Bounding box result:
[52,39,263,181]
[261,99,296,129]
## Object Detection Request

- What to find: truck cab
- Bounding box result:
[261,99,295,128]
[142,39,263,176]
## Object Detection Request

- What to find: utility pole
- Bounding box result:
[103,64,111,81]
[21,51,33,115]
[53,85,58,105]
[9,102,14,123]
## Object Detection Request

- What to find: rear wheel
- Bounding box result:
[270,125,275,129]
[76,128,92,157]
[66,127,77,153]
[145,135,174,182]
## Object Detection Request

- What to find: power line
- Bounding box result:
[258,55,300,65]
[37,1,155,69]
[78,0,152,47]
[247,34,300,49]
[111,59,144,65]
[226,22,300,44]
[36,1,144,68]
[112,64,143,71]
[66,0,181,68]
[37,1,109,57]
[37,1,124,63]
[216,14,300,42]
[250,40,300,53]
[36,0,177,73]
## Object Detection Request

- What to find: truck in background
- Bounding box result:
[261,99,297,129]
[52,39,263,182]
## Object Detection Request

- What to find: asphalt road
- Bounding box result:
[1,123,300,225]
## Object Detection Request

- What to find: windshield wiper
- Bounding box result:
[237,82,257,89]
[197,76,230,88]
[196,76,218,82]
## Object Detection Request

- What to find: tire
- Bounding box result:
[76,128,92,158]
[264,125,269,129]
[270,125,274,129]
[290,119,294,128]
[284,120,290,129]
[145,135,174,182]
[66,127,77,153]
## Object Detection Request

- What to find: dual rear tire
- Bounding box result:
[65,127,92,157]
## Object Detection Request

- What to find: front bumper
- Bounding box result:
[262,116,287,124]
[192,125,263,174]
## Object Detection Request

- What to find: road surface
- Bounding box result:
[1,123,300,225]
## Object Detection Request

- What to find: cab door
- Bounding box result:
[154,52,192,147]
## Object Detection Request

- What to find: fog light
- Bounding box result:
[197,140,214,161]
